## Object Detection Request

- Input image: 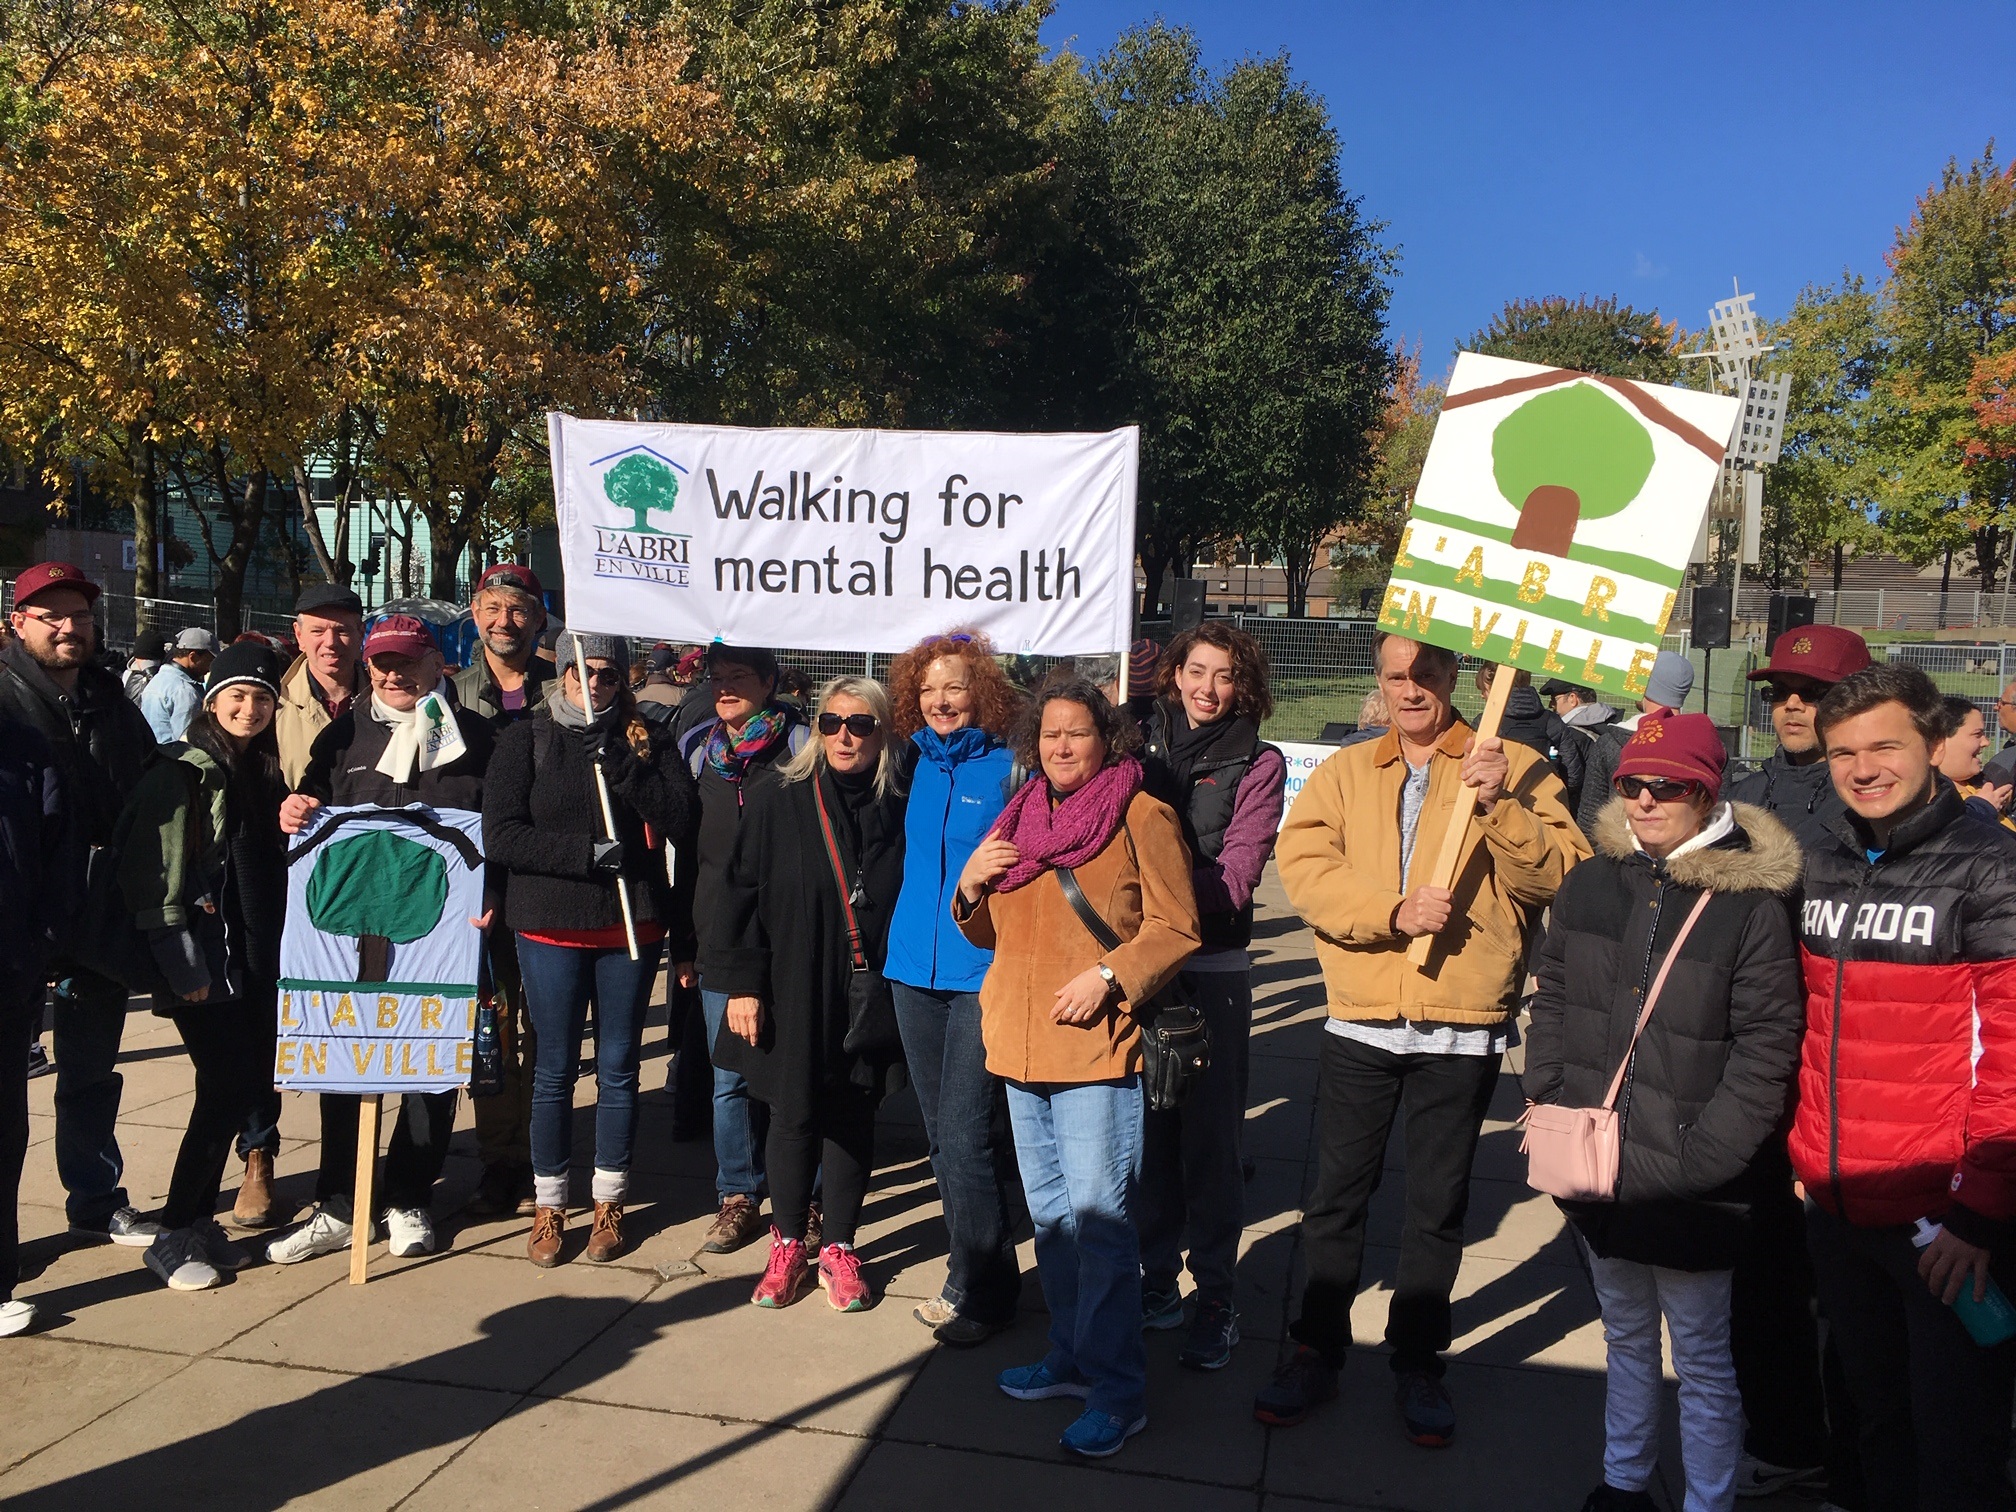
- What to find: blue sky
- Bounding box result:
[1040,1,2013,381]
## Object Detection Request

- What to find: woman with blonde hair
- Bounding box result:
[710,676,909,1311]
[883,630,1029,1344]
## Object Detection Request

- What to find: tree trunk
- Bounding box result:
[1939,543,1953,631]
[129,432,158,607]
[1975,525,2002,595]
[207,446,267,641]
[1833,541,1844,595]
[290,461,341,583]
[1139,550,1168,622]
[1285,535,1315,618]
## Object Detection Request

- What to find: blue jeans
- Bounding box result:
[1007,1075,1147,1422]
[52,968,130,1225]
[517,937,657,1177]
[700,986,767,1199]
[892,982,1024,1323]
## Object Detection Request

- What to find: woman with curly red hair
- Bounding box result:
[883,630,1029,1346]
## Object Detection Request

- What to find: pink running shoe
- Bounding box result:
[818,1242,873,1313]
[750,1228,810,1308]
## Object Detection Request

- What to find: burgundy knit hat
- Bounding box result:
[1614,712,1728,801]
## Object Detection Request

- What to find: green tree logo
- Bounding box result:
[1492,384,1656,557]
[602,453,680,534]
[306,830,449,983]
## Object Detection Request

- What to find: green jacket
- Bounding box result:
[116,743,228,931]
[451,653,555,730]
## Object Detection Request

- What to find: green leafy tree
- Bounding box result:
[1468,295,1684,383]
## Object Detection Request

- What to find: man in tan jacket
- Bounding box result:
[1254,633,1587,1443]
[275,584,365,789]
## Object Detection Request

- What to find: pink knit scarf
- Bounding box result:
[990,755,1143,893]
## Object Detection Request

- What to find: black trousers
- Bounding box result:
[1730,1146,1832,1467]
[161,997,268,1230]
[317,1090,459,1212]
[767,1080,877,1249]
[1289,1031,1500,1375]
[0,974,38,1301]
[1806,1202,2016,1512]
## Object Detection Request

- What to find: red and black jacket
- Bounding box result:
[1788,783,2016,1243]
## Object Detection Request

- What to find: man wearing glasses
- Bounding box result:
[1720,622,1871,1502]
[0,563,163,1248]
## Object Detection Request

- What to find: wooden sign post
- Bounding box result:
[350,1095,380,1286]
[1406,672,1512,968]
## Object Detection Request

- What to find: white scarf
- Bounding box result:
[372,682,468,784]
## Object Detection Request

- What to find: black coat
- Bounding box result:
[299,702,494,813]
[0,713,67,982]
[706,769,907,1111]
[1524,799,1806,1269]
[678,712,807,973]
[1725,753,1846,850]
[483,710,697,935]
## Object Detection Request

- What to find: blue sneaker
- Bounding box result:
[1060,1408,1147,1458]
[1141,1285,1184,1331]
[997,1361,1092,1402]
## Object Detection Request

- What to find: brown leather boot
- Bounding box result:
[702,1194,763,1254]
[232,1151,279,1229]
[584,1202,623,1263]
[527,1205,565,1268]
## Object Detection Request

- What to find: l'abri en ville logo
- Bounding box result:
[590,445,692,587]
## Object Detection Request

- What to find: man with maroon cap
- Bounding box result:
[0,563,163,1247]
[269,614,494,1266]
[453,563,554,728]
[1721,622,1872,1501]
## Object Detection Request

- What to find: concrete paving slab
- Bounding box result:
[0,1335,189,1472]
[836,1440,1259,1511]
[0,1355,514,1511]
[1242,1155,1310,1235]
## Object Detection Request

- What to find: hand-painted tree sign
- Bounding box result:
[275,806,486,1094]
[1380,353,1739,697]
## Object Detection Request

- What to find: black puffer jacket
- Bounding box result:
[1726,752,1845,850]
[1524,799,1806,1269]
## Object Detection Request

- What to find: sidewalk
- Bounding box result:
[0,874,1792,1510]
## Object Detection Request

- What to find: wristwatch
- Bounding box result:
[1096,963,1120,997]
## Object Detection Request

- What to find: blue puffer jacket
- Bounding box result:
[885,726,1017,992]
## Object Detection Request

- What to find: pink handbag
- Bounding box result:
[1520,891,1714,1203]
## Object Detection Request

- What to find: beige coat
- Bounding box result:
[1277,717,1588,1027]
[956,789,1200,1085]
[276,654,363,789]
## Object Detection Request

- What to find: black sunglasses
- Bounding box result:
[1615,775,1702,802]
[818,712,879,738]
[1763,680,1829,705]
[570,666,624,687]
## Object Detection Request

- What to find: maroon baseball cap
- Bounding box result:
[1615,713,1729,801]
[1745,624,1871,687]
[12,561,100,609]
[475,562,544,600]
[362,614,436,661]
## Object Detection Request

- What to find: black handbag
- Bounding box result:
[813,776,903,1059]
[1054,842,1210,1113]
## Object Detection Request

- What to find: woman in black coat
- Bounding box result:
[711,675,908,1314]
[1523,713,1804,1512]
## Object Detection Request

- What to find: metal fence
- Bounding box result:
[1672,581,2016,634]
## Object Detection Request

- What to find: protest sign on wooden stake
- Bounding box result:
[1383,354,1738,968]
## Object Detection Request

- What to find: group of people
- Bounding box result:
[4,547,2016,1502]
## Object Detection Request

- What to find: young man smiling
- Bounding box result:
[1789,661,2016,1510]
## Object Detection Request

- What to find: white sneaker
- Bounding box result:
[266,1199,355,1265]
[68,1206,168,1249]
[385,1208,436,1258]
[0,1299,36,1336]
[144,1229,222,1291]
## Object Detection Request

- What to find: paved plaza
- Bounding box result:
[0,874,1809,1511]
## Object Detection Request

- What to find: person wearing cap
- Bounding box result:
[0,562,162,1249]
[1540,679,1620,818]
[449,564,555,1218]
[1727,625,1873,846]
[1718,623,1873,1499]
[1527,713,1803,1512]
[484,630,697,1266]
[122,628,169,703]
[268,614,495,1266]
[1790,662,2016,1509]
[138,628,219,743]
[110,642,291,1291]
[277,583,367,788]
[635,644,683,710]
[1575,650,1697,837]
[675,644,810,1254]
[1258,634,1587,1440]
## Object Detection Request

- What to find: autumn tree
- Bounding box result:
[1468,295,1684,383]
[1335,346,1440,600]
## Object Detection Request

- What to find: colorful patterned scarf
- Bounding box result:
[704,705,792,784]
[990,755,1143,893]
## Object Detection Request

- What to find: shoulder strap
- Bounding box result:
[1601,889,1715,1110]
[1055,865,1123,953]
[812,777,868,970]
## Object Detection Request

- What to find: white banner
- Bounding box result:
[549,415,1139,655]
[1275,741,1341,829]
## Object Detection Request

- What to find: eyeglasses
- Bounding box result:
[1615,775,1703,802]
[570,666,624,687]
[1764,681,1829,705]
[16,607,94,629]
[818,712,879,738]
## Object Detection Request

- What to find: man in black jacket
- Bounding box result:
[1727,626,1872,844]
[0,563,162,1248]
[270,616,493,1267]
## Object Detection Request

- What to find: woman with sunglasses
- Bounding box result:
[1524,714,1805,1512]
[882,629,1028,1345]
[483,632,697,1267]
[710,678,908,1312]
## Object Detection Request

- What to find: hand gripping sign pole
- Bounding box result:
[576,639,641,961]
[1404,671,1512,968]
